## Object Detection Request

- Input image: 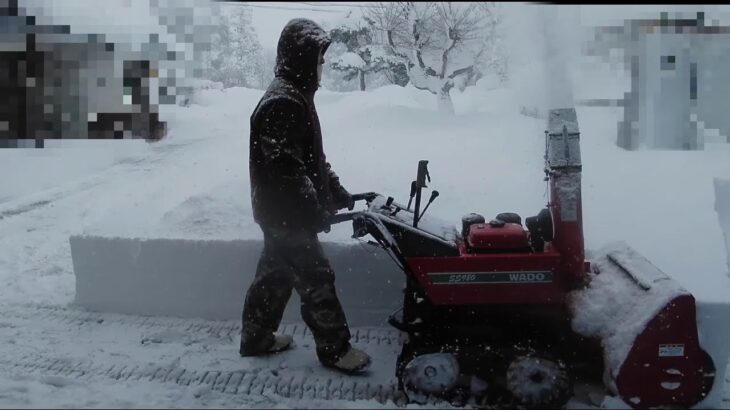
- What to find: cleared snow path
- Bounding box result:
[0,303,407,406]
[0,302,637,409]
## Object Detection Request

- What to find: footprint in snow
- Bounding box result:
[40,375,75,388]
[140,329,189,345]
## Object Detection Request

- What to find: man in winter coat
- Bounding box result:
[241,18,371,374]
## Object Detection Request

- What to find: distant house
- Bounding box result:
[0,8,166,146]
[590,13,730,150]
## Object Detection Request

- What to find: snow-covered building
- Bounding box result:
[592,13,730,150]
[0,13,167,145]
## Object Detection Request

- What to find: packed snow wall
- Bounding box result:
[70,235,404,327]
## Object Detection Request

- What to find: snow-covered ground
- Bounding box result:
[1,57,729,407]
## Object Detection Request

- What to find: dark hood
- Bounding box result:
[274,18,331,92]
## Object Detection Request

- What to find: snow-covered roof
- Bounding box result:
[20,0,166,45]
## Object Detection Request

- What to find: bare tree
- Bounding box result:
[474,2,508,83]
[366,2,503,114]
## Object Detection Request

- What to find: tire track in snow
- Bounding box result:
[0,303,408,404]
[0,303,403,346]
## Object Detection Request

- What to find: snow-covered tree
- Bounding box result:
[328,22,406,91]
[474,2,508,84]
[381,58,410,86]
[252,47,277,90]
[206,3,265,89]
[366,2,505,114]
[320,41,359,92]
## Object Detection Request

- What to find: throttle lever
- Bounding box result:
[407,181,417,211]
[416,190,439,224]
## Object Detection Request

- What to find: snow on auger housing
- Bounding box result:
[331,108,716,408]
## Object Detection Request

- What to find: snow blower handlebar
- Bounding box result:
[351,192,379,202]
[329,212,361,225]
[332,160,438,228]
[329,192,380,225]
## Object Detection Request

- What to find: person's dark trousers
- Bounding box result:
[241,226,352,364]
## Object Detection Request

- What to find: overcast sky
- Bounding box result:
[245,2,358,50]
[20,1,730,53]
[244,3,730,51]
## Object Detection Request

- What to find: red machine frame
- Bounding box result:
[340,108,714,408]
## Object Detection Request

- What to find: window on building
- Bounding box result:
[690,62,697,100]
[661,55,676,70]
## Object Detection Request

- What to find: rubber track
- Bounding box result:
[0,304,407,404]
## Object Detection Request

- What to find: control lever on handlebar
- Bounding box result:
[416,190,439,224]
[416,161,429,188]
[406,181,417,211]
[413,160,429,228]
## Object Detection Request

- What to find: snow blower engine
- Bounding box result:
[334,108,716,408]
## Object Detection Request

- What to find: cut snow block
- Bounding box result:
[70,235,404,327]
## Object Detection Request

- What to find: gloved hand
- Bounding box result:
[344,192,355,211]
[315,207,332,234]
[333,188,355,211]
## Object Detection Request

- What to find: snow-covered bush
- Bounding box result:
[328,22,408,91]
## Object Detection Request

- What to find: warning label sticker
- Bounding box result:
[659,344,685,357]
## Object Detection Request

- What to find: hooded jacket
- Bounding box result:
[249,18,350,230]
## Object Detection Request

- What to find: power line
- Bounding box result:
[215,1,373,14]
[216,0,372,9]
[295,2,372,8]
[248,4,341,13]
[216,1,346,13]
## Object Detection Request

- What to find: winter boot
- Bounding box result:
[323,346,372,374]
[240,334,294,357]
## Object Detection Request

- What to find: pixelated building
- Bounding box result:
[589,12,730,150]
[1,0,168,147]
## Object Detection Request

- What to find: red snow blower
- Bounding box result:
[334,108,716,408]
